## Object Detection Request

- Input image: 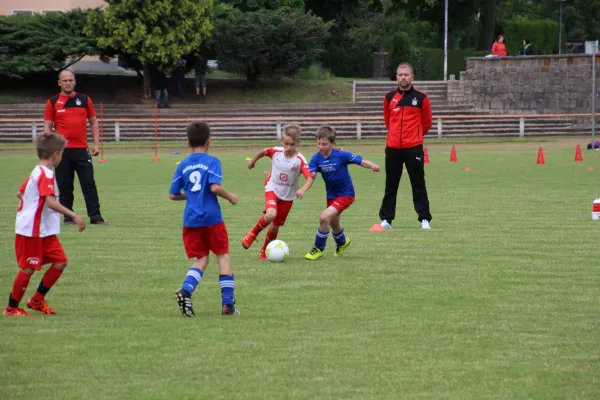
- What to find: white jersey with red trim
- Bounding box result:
[264,147,310,201]
[15,165,61,238]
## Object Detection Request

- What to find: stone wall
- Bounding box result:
[448,54,600,114]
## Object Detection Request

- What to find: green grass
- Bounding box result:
[1,143,599,399]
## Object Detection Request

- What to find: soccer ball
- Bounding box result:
[265,240,290,262]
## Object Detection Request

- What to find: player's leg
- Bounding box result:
[259,224,279,260]
[55,149,75,223]
[5,235,41,316]
[195,75,201,97]
[405,145,432,228]
[176,227,210,317]
[259,199,292,260]
[305,204,337,260]
[242,192,277,249]
[27,236,68,315]
[329,197,354,256]
[378,147,405,228]
[211,222,239,315]
[74,148,104,224]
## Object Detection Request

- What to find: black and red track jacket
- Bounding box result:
[383,86,433,149]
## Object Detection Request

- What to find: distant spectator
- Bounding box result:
[173,57,186,98]
[152,64,169,109]
[491,35,507,57]
[518,39,535,56]
[194,54,208,101]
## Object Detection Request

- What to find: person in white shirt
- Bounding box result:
[4,132,86,317]
[241,125,313,260]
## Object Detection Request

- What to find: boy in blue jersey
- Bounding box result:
[300,125,380,260]
[169,122,240,317]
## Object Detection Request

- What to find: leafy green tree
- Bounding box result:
[0,10,98,79]
[85,0,213,98]
[212,8,331,81]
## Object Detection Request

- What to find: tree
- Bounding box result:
[0,10,98,79]
[212,9,330,81]
[85,0,213,98]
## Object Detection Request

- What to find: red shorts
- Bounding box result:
[15,234,67,271]
[327,196,355,214]
[264,191,294,227]
[182,221,229,258]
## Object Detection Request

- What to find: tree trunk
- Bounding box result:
[143,63,151,99]
[477,0,497,51]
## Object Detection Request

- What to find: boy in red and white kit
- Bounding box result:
[4,132,86,317]
[242,124,313,260]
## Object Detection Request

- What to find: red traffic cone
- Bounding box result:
[424,147,430,164]
[574,144,583,162]
[537,147,545,165]
[450,146,458,163]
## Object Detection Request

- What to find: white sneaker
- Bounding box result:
[420,219,431,230]
[380,220,392,230]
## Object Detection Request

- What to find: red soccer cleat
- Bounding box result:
[27,298,56,315]
[3,307,33,316]
[242,231,257,250]
[259,249,267,261]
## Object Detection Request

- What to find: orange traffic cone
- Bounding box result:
[537,147,545,165]
[574,144,583,162]
[450,146,458,163]
[369,224,387,232]
[424,147,430,164]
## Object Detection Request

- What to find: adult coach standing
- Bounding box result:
[44,70,106,225]
[377,62,433,230]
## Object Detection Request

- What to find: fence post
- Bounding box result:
[352,81,356,103]
[356,120,362,140]
[276,121,282,139]
[31,122,37,142]
[519,117,525,137]
[115,122,120,142]
[437,118,442,139]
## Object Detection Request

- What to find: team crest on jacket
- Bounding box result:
[75,98,81,106]
[412,98,418,106]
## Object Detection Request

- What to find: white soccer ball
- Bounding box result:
[265,240,290,262]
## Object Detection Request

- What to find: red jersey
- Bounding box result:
[383,86,432,149]
[44,92,96,149]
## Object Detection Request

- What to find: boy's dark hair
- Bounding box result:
[187,122,211,147]
[37,132,66,159]
[316,125,337,143]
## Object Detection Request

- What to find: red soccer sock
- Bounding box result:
[10,270,32,306]
[251,216,269,235]
[32,265,64,301]
[261,229,279,251]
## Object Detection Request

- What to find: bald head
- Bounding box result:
[57,70,76,95]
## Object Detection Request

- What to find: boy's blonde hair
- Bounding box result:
[37,132,66,160]
[282,124,301,142]
[316,125,337,143]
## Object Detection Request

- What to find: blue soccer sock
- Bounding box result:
[332,229,346,246]
[181,267,203,294]
[219,275,235,306]
[314,229,330,250]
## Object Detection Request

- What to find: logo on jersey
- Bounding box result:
[412,98,418,106]
[26,257,40,265]
[76,98,82,106]
[279,173,288,182]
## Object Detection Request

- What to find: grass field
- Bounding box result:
[1,140,599,399]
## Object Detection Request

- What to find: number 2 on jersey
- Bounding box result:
[189,171,202,192]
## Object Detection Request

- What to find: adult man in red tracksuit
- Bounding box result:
[378,62,433,230]
[44,70,106,225]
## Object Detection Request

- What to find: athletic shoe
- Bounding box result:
[242,231,257,249]
[91,221,107,225]
[222,304,240,316]
[175,289,195,317]
[334,238,351,257]
[380,220,392,230]
[304,247,324,260]
[3,307,33,316]
[27,298,56,315]
[421,219,431,230]
[259,249,268,260]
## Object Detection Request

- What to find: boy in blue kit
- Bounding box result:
[299,125,380,260]
[169,122,240,317]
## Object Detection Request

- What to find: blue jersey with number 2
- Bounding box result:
[170,153,223,228]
